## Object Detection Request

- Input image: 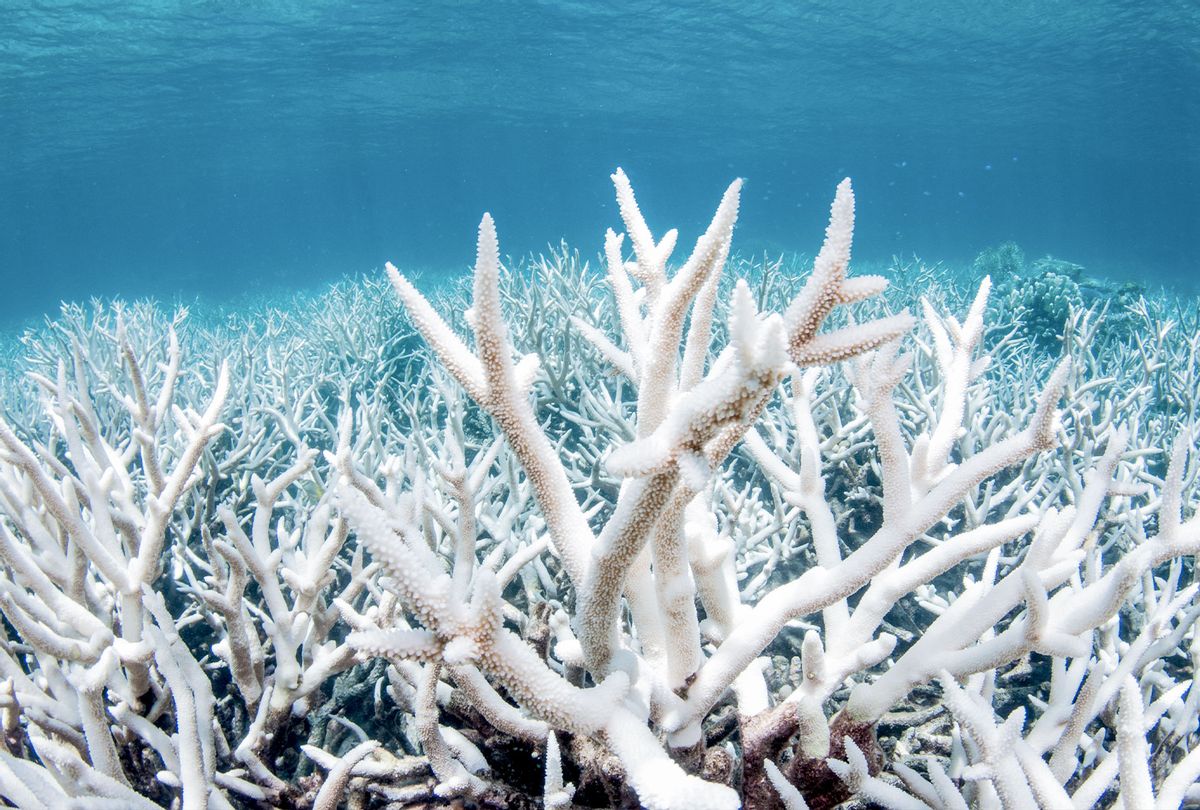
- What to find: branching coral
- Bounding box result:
[345,170,1200,808]
[0,171,1195,809]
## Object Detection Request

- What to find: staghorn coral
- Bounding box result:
[0,171,1195,809]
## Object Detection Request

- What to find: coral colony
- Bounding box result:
[0,169,1197,810]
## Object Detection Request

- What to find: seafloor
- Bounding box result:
[0,239,1195,808]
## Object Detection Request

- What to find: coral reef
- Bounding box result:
[975,243,1149,351]
[0,172,1196,809]
[971,242,1026,281]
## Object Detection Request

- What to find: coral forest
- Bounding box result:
[0,171,1197,809]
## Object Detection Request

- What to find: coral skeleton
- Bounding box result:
[0,170,1196,809]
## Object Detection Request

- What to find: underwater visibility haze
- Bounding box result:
[1,0,1199,323]
[1,3,1200,810]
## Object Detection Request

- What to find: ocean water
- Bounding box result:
[1,0,1197,328]
[2,5,1200,807]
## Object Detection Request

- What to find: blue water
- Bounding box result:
[1,1,1197,328]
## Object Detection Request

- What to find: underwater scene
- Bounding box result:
[1,2,1199,808]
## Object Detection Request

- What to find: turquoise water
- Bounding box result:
[1,1,1197,327]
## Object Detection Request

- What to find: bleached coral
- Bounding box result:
[0,169,1195,810]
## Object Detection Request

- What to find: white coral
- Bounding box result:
[0,170,1195,810]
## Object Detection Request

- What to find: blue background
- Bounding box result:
[2,1,1197,327]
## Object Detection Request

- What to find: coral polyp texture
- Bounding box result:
[0,171,1197,809]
